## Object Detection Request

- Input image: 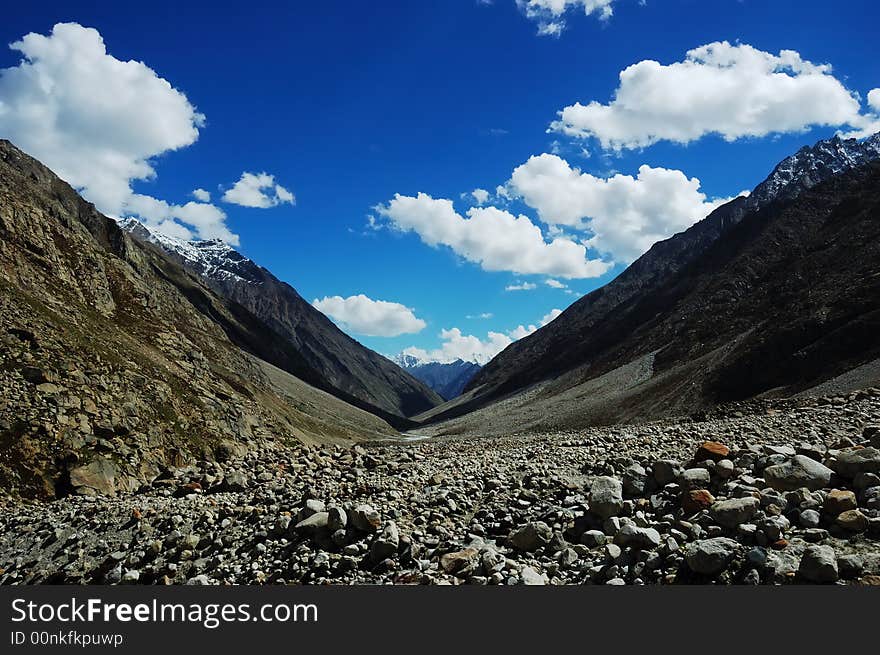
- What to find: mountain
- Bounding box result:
[121,220,443,419]
[390,354,481,401]
[419,133,880,434]
[0,139,401,499]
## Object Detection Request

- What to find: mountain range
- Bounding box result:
[416,133,880,435]
[2,132,880,498]
[390,354,482,401]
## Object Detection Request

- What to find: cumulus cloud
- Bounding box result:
[551,41,877,150]
[868,89,880,112]
[505,282,537,291]
[0,23,238,241]
[125,194,239,245]
[400,308,563,364]
[516,0,615,36]
[312,294,426,337]
[376,193,611,279]
[470,188,491,205]
[222,172,295,208]
[508,153,739,262]
[192,188,211,202]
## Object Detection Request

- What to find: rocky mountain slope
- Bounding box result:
[122,221,443,419]
[0,139,398,500]
[391,355,481,400]
[425,134,880,433]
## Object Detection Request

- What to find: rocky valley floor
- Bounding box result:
[2,389,880,586]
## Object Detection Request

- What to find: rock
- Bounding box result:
[327,506,347,532]
[763,455,833,491]
[580,530,607,548]
[685,538,739,575]
[370,522,400,563]
[622,464,648,497]
[715,459,735,478]
[695,441,730,462]
[222,471,248,492]
[653,460,683,486]
[509,521,552,552]
[350,504,382,532]
[836,509,869,533]
[69,459,117,496]
[799,509,821,528]
[798,545,838,583]
[21,366,51,384]
[679,468,711,489]
[863,425,880,447]
[682,489,715,515]
[185,574,211,585]
[823,489,857,516]
[614,524,661,549]
[520,567,547,585]
[710,497,760,529]
[440,548,479,574]
[589,477,624,519]
[833,448,880,478]
[294,512,329,534]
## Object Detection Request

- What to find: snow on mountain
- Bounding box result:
[119,219,259,286]
[749,132,880,208]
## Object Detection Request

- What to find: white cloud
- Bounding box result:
[470,188,490,205]
[376,193,611,279]
[192,188,211,202]
[312,294,426,337]
[505,282,537,291]
[466,312,494,320]
[868,89,880,112]
[551,41,877,150]
[516,0,615,36]
[400,307,563,364]
[545,278,567,289]
[222,171,295,208]
[0,23,235,242]
[508,153,740,262]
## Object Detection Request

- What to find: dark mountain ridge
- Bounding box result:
[428,134,880,428]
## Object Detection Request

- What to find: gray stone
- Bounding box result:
[653,460,683,486]
[799,509,821,528]
[832,448,880,478]
[614,524,661,549]
[350,504,382,532]
[520,567,547,585]
[685,538,740,575]
[710,497,760,529]
[798,545,838,583]
[764,455,833,491]
[327,506,347,532]
[622,464,648,497]
[294,512,329,534]
[580,529,607,548]
[370,521,400,563]
[509,521,552,552]
[680,468,711,489]
[589,476,624,519]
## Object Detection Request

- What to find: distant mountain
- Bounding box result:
[122,220,443,420]
[422,133,880,432]
[390,354,481,400]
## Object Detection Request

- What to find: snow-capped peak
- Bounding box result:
[119,219,259,286]
[750,132,880,207]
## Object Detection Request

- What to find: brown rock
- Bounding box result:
[696,441,730,462]
[836,509,869,532]
[824,489,857,516]
[681,489,715,515]
[770,539,789,550]
[69,459,117,495]
[440,548,479,574]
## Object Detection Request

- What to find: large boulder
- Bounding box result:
[710,497,760,529]
[764,455,833,491]
[509,521,553,552]
[798,545,838,583]
[69,459,117,496]
[832,448,880,478]
[589,476,624,519]
[685,538,739,575]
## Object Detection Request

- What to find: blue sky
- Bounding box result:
[1,1,878,362]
